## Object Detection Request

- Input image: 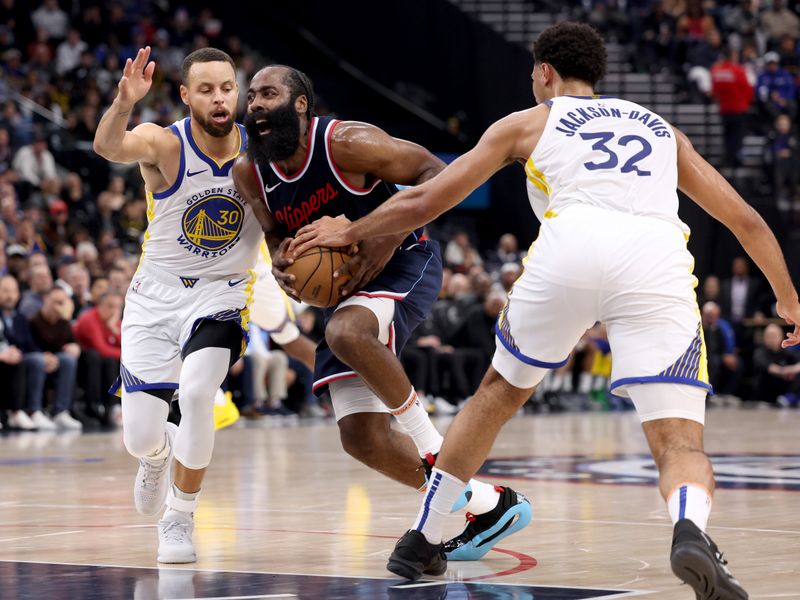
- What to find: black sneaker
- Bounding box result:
[387,530,447,581]
[670,519,748,599]
[443,486,532,560]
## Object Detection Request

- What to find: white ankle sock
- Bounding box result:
[391,388,443,457]
[412,468,466,544]
[667,483,712,531]
[166,485,200,515]
[461,480,501,515]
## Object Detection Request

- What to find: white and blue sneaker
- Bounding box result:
[444,486,532,561]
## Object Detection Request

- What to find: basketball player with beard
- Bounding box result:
[93,47,264,564]
[232,65,531,563]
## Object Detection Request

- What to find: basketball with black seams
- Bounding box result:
[286,247,351,308]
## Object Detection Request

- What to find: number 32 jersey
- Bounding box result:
[525,96,688,237]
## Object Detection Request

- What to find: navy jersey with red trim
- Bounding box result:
[252,115,422,246]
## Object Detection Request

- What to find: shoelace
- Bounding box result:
[160,520,191,543]
[140,457,169,491]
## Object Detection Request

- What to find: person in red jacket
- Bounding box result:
[711,46,754,167]
[73,291,123,425]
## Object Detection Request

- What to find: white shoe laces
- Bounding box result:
[160,519,192,544]
[139,456,169,492]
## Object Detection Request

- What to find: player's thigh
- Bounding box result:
[493,271,598,390]
[333,295,396,345]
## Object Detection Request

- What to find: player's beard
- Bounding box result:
[244,99,301,166]
[193,109,235,138]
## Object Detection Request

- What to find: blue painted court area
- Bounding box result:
[0,561,642,599]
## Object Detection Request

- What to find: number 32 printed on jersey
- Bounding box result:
[580,131,652,176]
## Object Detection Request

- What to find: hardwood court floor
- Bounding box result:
[0,408,798,599]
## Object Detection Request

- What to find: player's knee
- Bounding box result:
[123,414,166,458]
[338,417,386,465]
[325,317,368,363]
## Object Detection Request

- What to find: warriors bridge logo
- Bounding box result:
[479,454,800,491]
[179,192,244,257]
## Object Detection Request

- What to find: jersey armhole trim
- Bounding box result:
[325,120,382,196]
[151,123,185,200]
[251,160,271,212]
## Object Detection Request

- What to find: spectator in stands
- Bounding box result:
[722,0,764,56]
[0,126,14,183]
[88,275,108,309]
[1,189,19,239]
[58,261,91,314]
[776,34,799,75]
[486,233,523,273]
[106,264,130,295]
[41,198,69,253]
[5,243,27,281]
[702,301,741,402]
[637,0,677,73]
[28,286,82,429]
[0,274,34,429]
[711,46,754,167]
[760,0,800,43]
[720,256,765,326]
[756,51,797,120]
[765,113,799,207]
[73,291,122,426]
[753,323,800,404]
[496,262,522,294]
[18,262,51,317]
[55,29,87,76]
[31,0,68,42]
[11,130,59,193]
[700,274,721,305]
[444,230,483,272]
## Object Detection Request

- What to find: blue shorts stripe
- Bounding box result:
[494,323,569,369]
[609,375,713,394]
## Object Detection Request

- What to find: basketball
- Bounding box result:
[285,247,351,308]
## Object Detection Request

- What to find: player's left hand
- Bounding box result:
[335,235,398,297]
[290,215,355,256]
[776,299,800,348]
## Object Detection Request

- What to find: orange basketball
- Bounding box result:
[285,247,351,308]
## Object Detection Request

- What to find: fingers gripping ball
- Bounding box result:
[286,247,351,308]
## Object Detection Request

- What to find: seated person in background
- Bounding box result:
[702,301,741,404]
[752,323,800,405]
[28,287,83,430]
[73,291,123,425]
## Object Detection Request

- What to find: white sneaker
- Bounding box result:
[30,410,57,431]
[434,397,458,415]
[8,410,36,430]
[134,422,177,516]
[157,510,196,563]
[53,410,83,430]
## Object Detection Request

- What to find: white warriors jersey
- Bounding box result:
[525,95,689,236]
[140,117,262,280]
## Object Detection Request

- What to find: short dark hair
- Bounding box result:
[532,22,607,87]
[271,64,315,121]
[181,47,235,85]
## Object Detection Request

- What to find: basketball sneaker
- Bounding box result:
[134,422,177,515]
[444,486,532,561]
[157,509,196,563]
[670,519,748,599]
[387,529,447,581]
[420,454,532,560]
[213,389,240,430]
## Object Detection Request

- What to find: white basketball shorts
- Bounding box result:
[248,258,301,346]
[492,204,710,419]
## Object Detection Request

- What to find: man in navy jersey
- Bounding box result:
[233,65,531,562]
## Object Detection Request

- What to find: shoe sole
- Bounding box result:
[446,499,533,561]
[671,543,748,600]
[157,552,196,564]
[387,555,447,581]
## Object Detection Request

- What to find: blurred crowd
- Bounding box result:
[2,1,799,433]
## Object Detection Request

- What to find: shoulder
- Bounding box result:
[329,120,384,149]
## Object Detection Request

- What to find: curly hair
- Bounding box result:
[532,22,607,87]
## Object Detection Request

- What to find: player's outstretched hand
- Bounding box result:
[776,299,800,347]
[272,238,300,301]
[290,215,354,256]
[117,46,156,110]
[335,236,397,297]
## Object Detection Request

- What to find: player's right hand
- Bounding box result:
[116,46,156,110]
[776,299,800,348]
[272,238,300,301]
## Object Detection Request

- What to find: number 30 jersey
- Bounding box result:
[525,96,688,236]
[140,117,262,280]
